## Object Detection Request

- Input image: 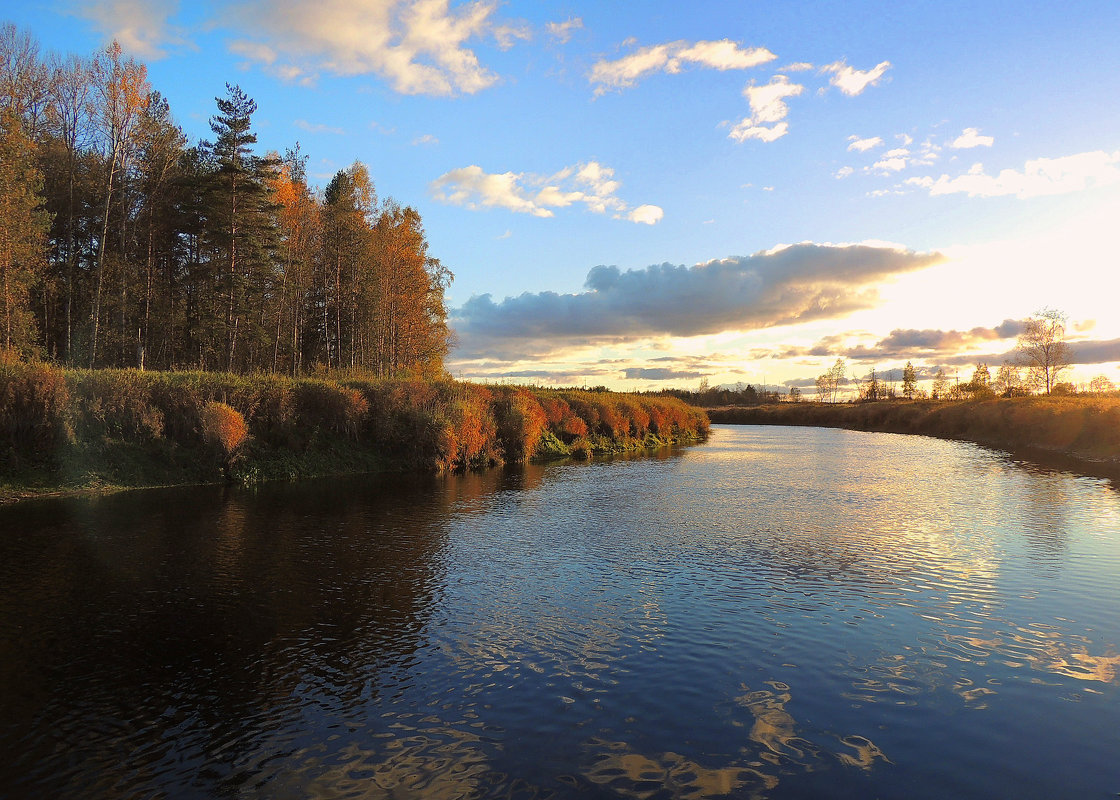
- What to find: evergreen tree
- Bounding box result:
[203,84,278,371]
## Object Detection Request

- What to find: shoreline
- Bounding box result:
[1,364,709,506]
[708,398,1120,483]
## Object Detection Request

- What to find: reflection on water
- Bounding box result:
[1,425,1119,799]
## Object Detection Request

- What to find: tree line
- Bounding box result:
[0,24,451,376]
[816,308,1116,402]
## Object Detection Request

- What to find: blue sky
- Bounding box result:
[9,0,1120,391]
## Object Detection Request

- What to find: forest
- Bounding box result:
[1,24,451,377]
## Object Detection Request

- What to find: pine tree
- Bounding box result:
[204,84,278,371]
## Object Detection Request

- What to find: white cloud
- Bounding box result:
[897,133,914,146]
[411,133,439,145]
[847,135,883,152]
[919,150,1120,198]
[226,0,506,96]
[835,166,855,179]
[730,120,789,143]
[820,59,891,95]
[872,148,910,172]
[78,0,187,59]
[627,204,664,225]
[781,61,814,72]
[729,75,803,143]
[950,127,994,149]
[546,17,582,43]
[430,160,661,223]
[589,38,776,94]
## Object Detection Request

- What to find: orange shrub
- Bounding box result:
[200,401,248,458]
[492,387,548,462]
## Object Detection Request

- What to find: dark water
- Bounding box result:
[2,425,1119,799]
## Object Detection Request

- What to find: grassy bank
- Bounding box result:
[1,363,709,503]
[709,398,1120,478]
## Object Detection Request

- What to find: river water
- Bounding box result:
[1,425,1118,799]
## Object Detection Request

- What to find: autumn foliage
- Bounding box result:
[1,364,709,487]
[200,401,247,459]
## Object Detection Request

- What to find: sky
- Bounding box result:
[7,0,1120,393]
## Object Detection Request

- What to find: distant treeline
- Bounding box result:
[1,25,450,377]
[708,397,1120,478]
[658,382,785,408]
[1,361,710,497]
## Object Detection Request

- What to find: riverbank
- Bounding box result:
[708,397,1120,479]
[1,363,709,504]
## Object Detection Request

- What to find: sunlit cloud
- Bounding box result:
[910,149,1120,198]
[452,243,944,359]
[848,135,883,152]
[950,127,994,149]
[820,59,891,95]
[729,74,803,142]
[77,0,187,59]
[626,204,664,225]
[411,133,439,145]
[589,38,776,94]
[225,0,506,96]
[430,161,662,223]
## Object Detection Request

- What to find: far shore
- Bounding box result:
[708,397,1120,482]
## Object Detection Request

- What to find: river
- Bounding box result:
[1,425,1118,799]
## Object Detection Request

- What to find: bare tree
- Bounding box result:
[1015,308,1070,395]
[993,363,1023,396]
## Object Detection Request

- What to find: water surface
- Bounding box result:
[2,425,1118,798]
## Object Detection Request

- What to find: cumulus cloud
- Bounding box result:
[729,74,803,142]
[225,0,508,96]
[546,17,582,43]
[950,127,994,149]
[820,59,891,95]
[589,38,776,94]
[78,0,187,59]
[873,147,910,172]
[915,150,1120,198]
[848,135,883,152]
[452,243,943,359]
[430,161,662,223]
[626,204,664,225]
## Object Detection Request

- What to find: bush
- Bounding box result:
[200,401,248,461]
[67,369,164,441]
[0,361,71,455]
